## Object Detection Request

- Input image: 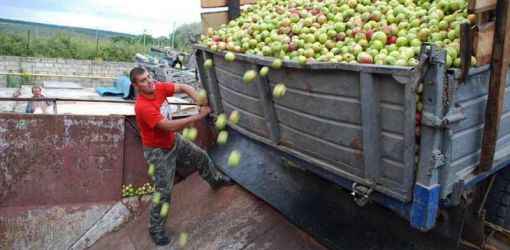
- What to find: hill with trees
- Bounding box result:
[0,19,201,62]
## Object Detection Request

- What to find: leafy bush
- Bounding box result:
[0,22,201,62]
[0,32,150,62]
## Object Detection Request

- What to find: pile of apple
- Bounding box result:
[200,0,477,67]
[121,182,155,198]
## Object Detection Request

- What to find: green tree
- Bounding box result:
[0,33,30,56]
[168,22,201,52]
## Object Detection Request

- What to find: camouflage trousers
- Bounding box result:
[144,133,221,234]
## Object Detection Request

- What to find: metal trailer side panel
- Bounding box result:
[195,46,417,202]
[441,68,510,199]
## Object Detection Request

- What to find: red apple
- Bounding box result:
[387,35,398,45]
[336,33,346,42]
[357,52,374,64]
[381,25,392,36]
[352,27,362,37]
[366,29,375,41]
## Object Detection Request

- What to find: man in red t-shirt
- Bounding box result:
[130,67,234,246]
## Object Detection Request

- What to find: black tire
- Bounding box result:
[485,166,510,229]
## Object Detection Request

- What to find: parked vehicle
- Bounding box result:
[194,42,510,247]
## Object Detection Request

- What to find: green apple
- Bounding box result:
[217,131,229,145]
[204,59,213,69]
[243,70,257,83]
[225,52,235,62]
[148,164,155,177]
[416,102,423,112]
[259,66,269,77]
[187,127,197,141]
[416,83,423,94]
[273,83,287,97]
[228,150,241,167]
[198,89,207,104]
[229,110,240,124]
[182,128,189,139]
[272,58,283,69]
[215,114,227,130]
[179,233,189,248]
[160,202,170,218]
[152,192,161,204]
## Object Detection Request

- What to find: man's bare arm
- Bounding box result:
[174,84,199,102]
[155,106,211,132]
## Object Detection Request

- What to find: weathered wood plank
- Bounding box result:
[468,0,497,13]
[478,0,510,173]
[460,23,473,83]
[201,0,257,8]
[472,21,495,66]
[201,11,228,34]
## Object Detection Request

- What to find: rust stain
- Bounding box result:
[306,82,313,93]
[0,114,124,208]
[349,138,363,163]
[279,139,294,148]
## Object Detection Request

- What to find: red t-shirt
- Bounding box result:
[135,82,176,149]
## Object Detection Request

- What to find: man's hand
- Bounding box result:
[197,106,211,119]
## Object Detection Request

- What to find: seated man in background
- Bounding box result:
[26,85,53,114]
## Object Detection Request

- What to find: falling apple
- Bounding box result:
[179,233,189,248]
[215,114,227,130]
[198,89,207,104]
[204,59,213,69]
[243,70,257,83]
[259,66,270,77]
[152,192,161,204]
[148,164,155,177]
[229,110,240,124]
[273,83,287,98]
[228,150,241,167]
[160,202,170,218]
[187,127,198,141]
[217,131,229,145]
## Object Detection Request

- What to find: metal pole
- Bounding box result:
[172,21,176,49]
[95,27,99,56]
[0,97,196,107]
[143,29,146,47]
[27,29,30,50]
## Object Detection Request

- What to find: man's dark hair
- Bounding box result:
[129,67,147,84]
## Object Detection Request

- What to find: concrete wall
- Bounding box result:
[0,56,138,88]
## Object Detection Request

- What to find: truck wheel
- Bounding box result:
[485,166,510,229]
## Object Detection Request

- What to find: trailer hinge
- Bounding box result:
[431,150,446,169]
[351,183,373,207]
[422,107,465,128]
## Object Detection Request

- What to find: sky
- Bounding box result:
[0,0,205,37]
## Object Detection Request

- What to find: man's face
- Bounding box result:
[133,71,155,94]
[32,87,42,97]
